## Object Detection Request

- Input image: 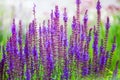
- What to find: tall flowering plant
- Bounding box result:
[0,0,119,80]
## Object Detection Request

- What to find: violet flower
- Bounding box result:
[109,36,116,66]
[45,52,54,79]
[99,54,106,71]
[26,69,31,80]
[32,45,39,77]
[81,51,89,76]
[83,10,88,34]
[76,0,81,4]
[39,26,44,65]
[44,40,54,80]
[24,33,31,80]
[92,26,99,73]
[61,65,69,80]
[0,46,6,80]
[96,0,101,35]
[68,36,74,64]
[11,19,18,56]
[105,17,110,30]
[72,16,77,30]
[62,34,68,47]
[63,8,68,23]
[61,55,69,80]
[30,58,34,76]
[96,0,101,10]
[86,28,92,50]
[54,5,60,18]
[0,57,4,80]
[18,20,24,79]
[7,37,15,80]
[104,17,110,50]
[74,43,81,61]
[76,0,81,22]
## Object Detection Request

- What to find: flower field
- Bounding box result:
[0,0,120,80]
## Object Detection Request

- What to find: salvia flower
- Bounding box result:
[109,36,116,66]
[83,10,88,23]
[87,28,92,45]
[61,65,69,80]
[99,54,106,71]
[76,0,81,4]
[63,8,68,22]
[46,52,54,79]
[96,0,101,10]
[81,47,89,76]
[72,16,77,30]
[26,69,31,80]
[54,5,60,18]
[105,17,110,30]
[61,55,69,80]
[92,26,99,73]
[18,20,24,79]
[11,19,17,35]
[96,0,101,35]
[0,46,6,80]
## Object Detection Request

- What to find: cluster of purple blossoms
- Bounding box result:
[0,0,119,80]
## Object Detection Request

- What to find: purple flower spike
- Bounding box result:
[83,10,88,22]
[63,8,68,22]
[33,45,38,57]
[0,46,6,80]
[33,3,36,18]
[83,10,88,34]
[68,45,74,57]
[96,0,101,35]
[96,0,101,10]
[61,66,69,80]
[18,20,24,79]
[106,17,110,30]
[18,20,22,47]
[0,57,5,80]
[76,0,81,4]
[92,26,99,73]
[111,36,116,52]
[33,45,39,76]
[81,51,89,76]
[51,10,54,19]
[26,69,31,80]
[109,36,116,67]
[55,5,60,18]
[111,43,116,53]
[72,16,76,30]
[45,52,54,79]
[29,23,34,35]
[61,54,69,80]
[11,19,16,35]
[81,67,89,76]
[62,34,68,47]
[99,55,106,71]
[87,28,92,43]
[82,52,89,62]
